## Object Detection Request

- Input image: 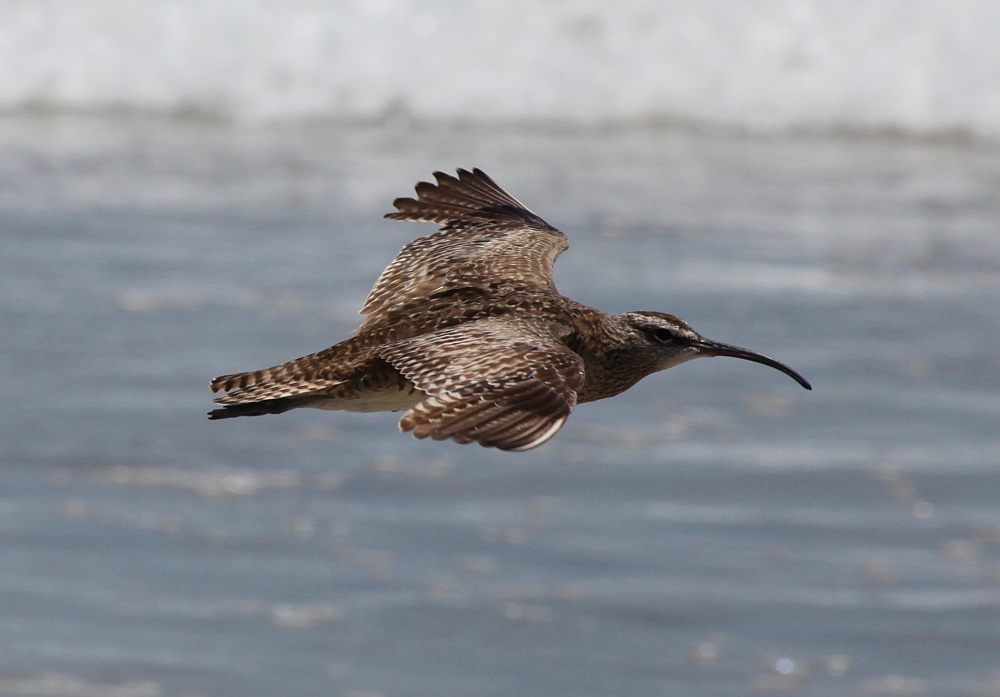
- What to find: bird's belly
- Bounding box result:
[308,383,426,414]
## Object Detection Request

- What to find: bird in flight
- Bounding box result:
[209,168,811,450]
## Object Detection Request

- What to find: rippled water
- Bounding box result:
[2,116,999,696]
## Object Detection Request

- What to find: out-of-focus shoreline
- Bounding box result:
[3,1,1000,137]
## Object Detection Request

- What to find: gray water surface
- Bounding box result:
[2,116,999,697]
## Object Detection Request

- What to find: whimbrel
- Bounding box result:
[209,168,811,451]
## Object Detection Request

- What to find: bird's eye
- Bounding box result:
[651,327,675,343]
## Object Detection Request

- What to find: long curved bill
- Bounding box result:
[695,339,812,390]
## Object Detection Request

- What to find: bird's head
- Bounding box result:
[619,311,812,390]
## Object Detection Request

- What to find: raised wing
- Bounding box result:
[363,168,569,323]
[377,317,584,451]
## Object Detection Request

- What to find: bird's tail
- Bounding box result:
[210,366,286,394]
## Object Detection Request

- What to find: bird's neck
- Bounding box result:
[567,311,656,404]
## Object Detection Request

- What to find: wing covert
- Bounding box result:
[377,317,584,451]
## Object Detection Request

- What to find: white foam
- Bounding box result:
[2,0,999,136]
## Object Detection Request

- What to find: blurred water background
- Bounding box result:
[2,2,1000,697]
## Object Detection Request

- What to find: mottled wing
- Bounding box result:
[363,168,569,323]
[377,317,584,451]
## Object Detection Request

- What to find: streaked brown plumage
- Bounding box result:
[209,168,811,451]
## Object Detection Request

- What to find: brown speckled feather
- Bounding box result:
[362,168,568,325]
[208,167,812,445]
[210,284,569,407]
[211,328,413,407]
[212,169,570,411]
[377,317,584,451]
